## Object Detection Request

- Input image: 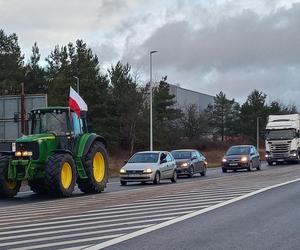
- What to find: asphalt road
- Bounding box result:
[0,162,300,250]
[109,180,300,250]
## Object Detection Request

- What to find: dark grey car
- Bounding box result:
[171,149,207,177]
[222,145,261,172]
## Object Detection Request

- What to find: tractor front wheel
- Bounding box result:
[77,141,108,194]
[28,179,48,195]
[44,153,76,197]
[0,155,21,198]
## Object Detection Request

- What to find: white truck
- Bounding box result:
[265,114,300,165]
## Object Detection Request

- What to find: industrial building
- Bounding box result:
[168,84,214,111]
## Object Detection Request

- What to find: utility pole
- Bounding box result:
[149,50,158,151]
[20,82,25,135]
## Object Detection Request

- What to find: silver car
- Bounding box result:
[119,151,177,185]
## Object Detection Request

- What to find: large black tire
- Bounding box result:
[44,153,76,197]
[0,155,21,198]
[120,180,127,186]
[28,179,48,195]
[77,141,108,194]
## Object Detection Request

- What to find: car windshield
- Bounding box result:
[171,151,192,159]
[128,153,159,163]
[226,146,250,156]
[31,111,68,135]
[265,129,296,140]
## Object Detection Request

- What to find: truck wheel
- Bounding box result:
[77,141,108,194]
[0,155,21,198]
[120,180,127,186]
[28,179,48,195]
[267,161,273,166]
[44,153,76,197]
[222,168,227,173]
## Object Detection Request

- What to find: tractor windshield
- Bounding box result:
[31,111,68,135]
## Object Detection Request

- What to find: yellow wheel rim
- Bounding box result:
[61,162,73,189]
[6,181,17,190]
[93,152,105,182]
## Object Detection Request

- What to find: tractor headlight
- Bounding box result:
[22,151,33,157]
[11,142,16,152]
[120,168,126,174]
[15,151,22,157]
[143,168,152,174]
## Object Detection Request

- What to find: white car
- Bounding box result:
[119,151,177,185]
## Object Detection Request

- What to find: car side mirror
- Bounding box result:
[191,156,196,160]
[124,160,128,164]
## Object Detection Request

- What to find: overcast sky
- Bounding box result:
[1,0,300,106]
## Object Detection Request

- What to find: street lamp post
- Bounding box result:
[257,117,260,151]
[73,76,80,94]
[149,50,158,151]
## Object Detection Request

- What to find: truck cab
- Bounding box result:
[265,114,300,165]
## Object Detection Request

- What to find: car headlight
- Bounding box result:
[120,168,126,174]
[240,156,248,163]
[222,158,227,163]
[143,168,152,174]
[181,162,189,167]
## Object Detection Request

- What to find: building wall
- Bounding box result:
[168,84,214,111]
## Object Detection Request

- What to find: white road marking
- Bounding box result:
[9,234,124,250]
[0,217,178,236]
[84,178,300,250]
[0,224,153,245]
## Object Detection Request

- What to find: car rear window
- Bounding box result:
[171,151,192,159]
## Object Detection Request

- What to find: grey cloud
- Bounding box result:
[125,3,300,71]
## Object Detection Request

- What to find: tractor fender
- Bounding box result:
[82,134,107,156]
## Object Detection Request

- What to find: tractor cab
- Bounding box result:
[30,107,87,137]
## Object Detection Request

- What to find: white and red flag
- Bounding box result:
[69,87,88,117]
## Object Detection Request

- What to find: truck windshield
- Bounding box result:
[31,111,68,135]
[128,153,159,163]
[265,129,296,140]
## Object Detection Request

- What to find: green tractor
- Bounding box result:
[0,106,109,197]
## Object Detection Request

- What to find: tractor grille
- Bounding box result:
[16,142,39,160]
[270,142,290,159]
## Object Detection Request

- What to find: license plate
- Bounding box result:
[129,174,141,177]
[277,159,284,162]
[229,163,238,166]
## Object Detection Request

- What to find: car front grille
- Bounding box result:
[126,170,144,174]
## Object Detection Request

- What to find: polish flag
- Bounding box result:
[69,87,88,117]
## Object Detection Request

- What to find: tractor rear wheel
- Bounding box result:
[28,179,48,195]
[77,141,108,194]
[44,153,76,197]
[0,155,21,197]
